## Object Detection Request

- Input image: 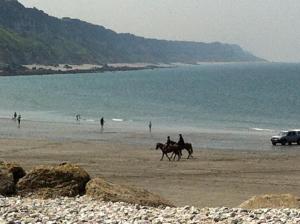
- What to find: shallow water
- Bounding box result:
[1,63,300,131]
[0,62,300,149]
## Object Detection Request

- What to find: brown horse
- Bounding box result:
[182,143,194,159]
[170,143,194,159]
[156,142,181,161]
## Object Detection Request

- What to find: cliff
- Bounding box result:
[0,0,264,65]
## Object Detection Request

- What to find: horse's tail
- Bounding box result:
[190,143,194,154]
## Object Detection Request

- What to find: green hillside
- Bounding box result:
[0,0,264,65]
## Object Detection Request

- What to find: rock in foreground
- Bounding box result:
[17,163,90,198]
[240,194,300,209]
[0,162,26,183]
[86,178,174,207]
[0,169,14,196]
[0,161,25,196]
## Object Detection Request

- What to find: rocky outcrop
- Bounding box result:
[240,194,300,209]
[85,177,174,207]
[0,162,26,183]
[1,161,173,207]
[0,165,15,196]
[17,163,90,198]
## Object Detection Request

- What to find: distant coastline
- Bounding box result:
[0,62,272,77]
[0,0,264,69]
[0,63,172,77]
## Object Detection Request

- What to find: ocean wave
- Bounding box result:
[112,118,124,122]
[85,119,96,122]
[251,127,273,132]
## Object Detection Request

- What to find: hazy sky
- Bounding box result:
[19,0,300,62]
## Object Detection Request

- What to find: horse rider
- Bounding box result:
[166,136,171,148]
[178,134,185,147]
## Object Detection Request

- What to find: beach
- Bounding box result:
[1,118,300,208]
[1,63,300,209]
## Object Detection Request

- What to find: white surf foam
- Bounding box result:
[251,127,273,132]
[112,118,124,122]
[85,119,95,122]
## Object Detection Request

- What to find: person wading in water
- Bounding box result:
[17,114,21,128]
[12,112,17,121]
[100,117,104,132]
[149,121,152,133]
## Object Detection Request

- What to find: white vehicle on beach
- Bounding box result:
[271,130,300,146]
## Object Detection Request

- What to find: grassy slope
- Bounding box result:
[0,0,263,65]
[0,27,95,65]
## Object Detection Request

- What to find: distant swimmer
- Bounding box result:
[100,117,104,132]
[149,121,152,133]
[17,114,21,128]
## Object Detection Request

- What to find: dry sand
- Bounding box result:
[1,138,300,208]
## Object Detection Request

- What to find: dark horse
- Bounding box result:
[156,143,182,161]
[169,143,194,159]
[181,143,194,159]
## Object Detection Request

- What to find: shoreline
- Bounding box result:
[0,63,173,77]
[0,61,281,77]
[0,117,276,151]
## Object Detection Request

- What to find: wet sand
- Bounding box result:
[1,135,300,207]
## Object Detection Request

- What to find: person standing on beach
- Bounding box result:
[148,121,152,133]
[13,112,17,121]
[75,114,81,123]
[100,117,104,132]
[17,114,21,128]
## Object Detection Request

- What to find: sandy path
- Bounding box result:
[1,138,300,207]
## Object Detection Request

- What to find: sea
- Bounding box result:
[1,62,300,149]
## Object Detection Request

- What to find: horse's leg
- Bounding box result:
[187,152,191,159]
[189,149,194,158]
[176,149,181,161]
[187,149,191,159]
[166,153,171,161]
[160,152,164,161]
[170,152,174,160]
[188,146,194,158]
[190,146,194,158]
[177,152,181,161]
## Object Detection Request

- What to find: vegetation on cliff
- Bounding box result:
[0,0,264,65]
